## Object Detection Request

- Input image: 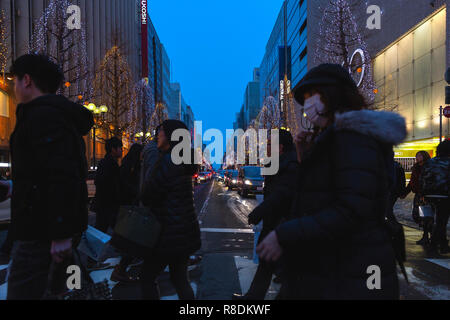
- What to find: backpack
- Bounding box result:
[421,157,450,196]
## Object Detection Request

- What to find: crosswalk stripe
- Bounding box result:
[201,228,254,234]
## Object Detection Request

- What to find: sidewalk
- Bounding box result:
[394,194,450,236]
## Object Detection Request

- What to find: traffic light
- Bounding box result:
[446,67,450,104]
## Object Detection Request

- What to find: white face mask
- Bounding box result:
[304,94,328,128]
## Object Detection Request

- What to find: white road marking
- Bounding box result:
[234,256,280,300]
[198,181,214,225]
[0,282,6,300]
[201,228,254,234]
[425,259,450,270]
[404,267,450,300]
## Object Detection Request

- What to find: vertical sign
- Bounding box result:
[141,0,148,78]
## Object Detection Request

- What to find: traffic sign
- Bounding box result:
[444,106,450,119]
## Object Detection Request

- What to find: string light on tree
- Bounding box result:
[314,0,376,105]
[0,9,8,77]
[31,0,92,102]
[128,78,155,143]
[93,43,133,138]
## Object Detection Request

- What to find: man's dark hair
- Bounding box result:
[10,54,64,94]
[437,140,450,158]
[105,137,123,154]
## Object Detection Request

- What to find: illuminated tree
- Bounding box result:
[315,0,376,105]
[94,45,133,138]
[0,9,8,77]
[150,102,169,132]
[31,0,91,101]
[129,78,155,142]
[256,96,281,130]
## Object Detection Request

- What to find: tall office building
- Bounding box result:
[0,0,142,168]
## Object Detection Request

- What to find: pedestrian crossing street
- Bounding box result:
[0,256,270,300]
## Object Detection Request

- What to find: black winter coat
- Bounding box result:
[9,95,93,241]
[250,150,299,242]
[95,154,121,211]
[276,110,406,300]
[142,152,201,258]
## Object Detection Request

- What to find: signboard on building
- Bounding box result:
[141,0,149,78]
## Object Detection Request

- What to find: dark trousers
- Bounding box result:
[245,259,275,299]
[7,241,61,300]
[431,198,450,248]
[141,255,194,300]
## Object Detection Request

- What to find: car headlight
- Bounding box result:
[245,180,252,185]
[232,179,237,184]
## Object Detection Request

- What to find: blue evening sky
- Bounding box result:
[149,0,284,140]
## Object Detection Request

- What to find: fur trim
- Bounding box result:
[335,110,407,145]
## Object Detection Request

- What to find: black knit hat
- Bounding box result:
[158,120,189,149]
[293,64,357,105]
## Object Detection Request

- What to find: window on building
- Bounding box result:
[0,90,8,118]
[300,46,307,62]
[300,19,307,36]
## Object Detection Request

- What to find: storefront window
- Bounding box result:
[373,7,447,141]
[0,89,8,118]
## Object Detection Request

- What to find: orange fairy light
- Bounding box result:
[65,82,71,88]
[357,67,362,73]
[373,89,379,94]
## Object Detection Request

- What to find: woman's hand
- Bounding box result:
[256,231,283,262]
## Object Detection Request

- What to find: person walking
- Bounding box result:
[232,129,299,300]
[94,137,123,233]
[386,161,407,222]
[140,120,201,300]
[421,140,450,254]
[403,151,432,245]
[5,54,94,300]
[110,143,144,283]
[257,64,404,300]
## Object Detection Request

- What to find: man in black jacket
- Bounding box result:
[94,137,123,233]
[233,129,299,300]
[6,54,94,300]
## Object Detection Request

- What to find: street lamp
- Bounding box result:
[85,103,108,169]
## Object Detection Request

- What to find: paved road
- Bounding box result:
[0,179,449,300]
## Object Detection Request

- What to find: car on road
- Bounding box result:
[237,166,264,198]
[225,170,239,190]
[216,170,225,182]
[0,199,11,225]
[197,172,211,184]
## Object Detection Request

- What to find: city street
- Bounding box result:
[0,179,449,300]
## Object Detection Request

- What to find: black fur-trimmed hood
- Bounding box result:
[335,110,407,146]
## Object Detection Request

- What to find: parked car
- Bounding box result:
[237,166,264,198]
[225,170,239,190]
[0,199,11,225]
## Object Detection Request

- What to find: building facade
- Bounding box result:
[308,0,450,170]
[0,0,142,169]
[259,0,308,114]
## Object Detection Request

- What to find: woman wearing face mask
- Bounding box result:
[257,64,406,300]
